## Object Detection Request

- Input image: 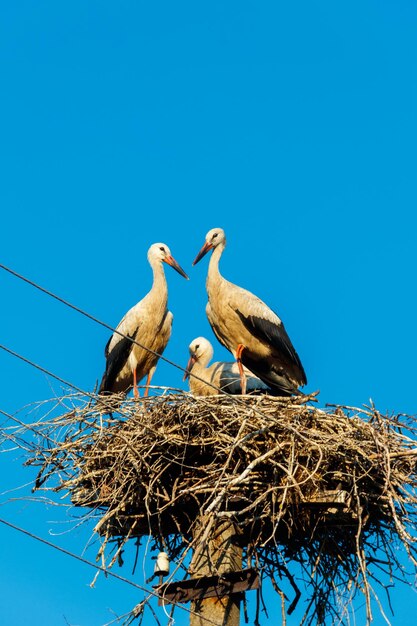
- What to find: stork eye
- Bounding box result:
[159,246,165,252]
[212,233,218,239]
[195,344,200,350]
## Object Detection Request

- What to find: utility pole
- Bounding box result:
[189,516,243,626]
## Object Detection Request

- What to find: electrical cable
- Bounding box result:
[0,407,57,447]
[0,344,89,396]
[0,516,149,590]
[0,406,223,625]
[0,337,315,457]
[0,262,234,397]
[0,340,314,446]
[0,261,313,623]
[0,343,119,417]
[0,262,199,379]
[0,342,229,430]
[0,516,220,626]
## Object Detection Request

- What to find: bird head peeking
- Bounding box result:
[183,336,214,380]
[148,243,189,279]
[193,228,226,265]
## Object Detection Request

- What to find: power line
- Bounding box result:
[0,262,191,378]
[0,407,57,448]
[0,267,317,492]
[0,264,312,624]
[0,339,316,443]
[2,329,317,433]
[0,406,36,436]
[0,262,229,397]
[0,516,220,626]
[0,516,148,590]
[0,261,312,407]
[0,342,224,419]
[0,343,117,416]
[0,343,88,396]
[0,339,315,447]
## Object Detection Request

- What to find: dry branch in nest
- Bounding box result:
[10,391,417,624]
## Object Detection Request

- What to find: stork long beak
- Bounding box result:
[164,255,189,279]
[183,354,197,381]
[193,241,214,266]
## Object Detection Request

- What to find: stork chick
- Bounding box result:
[184,336,270,396]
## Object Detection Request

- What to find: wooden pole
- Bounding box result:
[189,516,242,626]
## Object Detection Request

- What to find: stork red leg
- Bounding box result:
[236,343,247,395]
[133,369,140,398]
[144,371,152,398]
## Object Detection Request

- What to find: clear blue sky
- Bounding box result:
[1,1,416,624]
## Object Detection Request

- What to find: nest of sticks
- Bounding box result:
[16,390,417,624]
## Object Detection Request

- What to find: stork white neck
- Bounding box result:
[145,257,168,314]
[207,241,225,290]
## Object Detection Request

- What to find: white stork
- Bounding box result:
[99,243,188,398]
[184,336,270,396]
[192,228,307,396]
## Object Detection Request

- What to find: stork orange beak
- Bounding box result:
[183,354,197,381]
[164,255,189,279]
[192,241,213,266]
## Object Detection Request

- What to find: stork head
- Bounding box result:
[193,228,226,265]
[148,243,189,279]
[183,336,214,380]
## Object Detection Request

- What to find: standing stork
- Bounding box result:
[192,228,307,396]
[184,336,270,396]
[99,243,188,398]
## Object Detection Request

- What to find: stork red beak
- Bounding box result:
[192,241,214,266]
[183,354,197,381]
[164,255,189,279]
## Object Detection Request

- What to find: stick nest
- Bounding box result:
[14,392,417,624]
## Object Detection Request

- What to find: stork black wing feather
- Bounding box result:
[104,334,112,358]
[240,351,305,396]
[235,310,306,381]
[99,329,137,393]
